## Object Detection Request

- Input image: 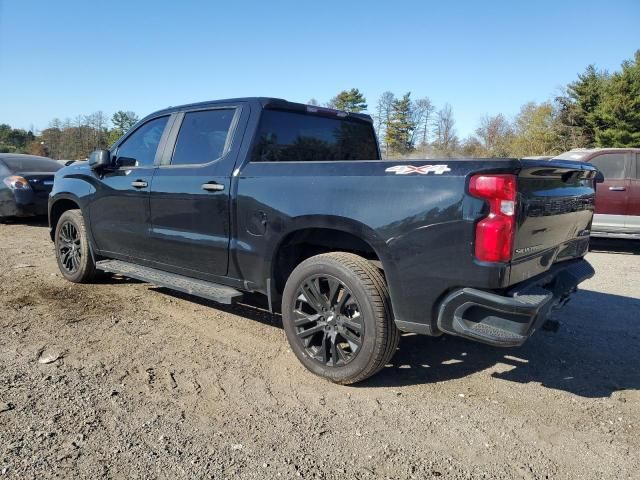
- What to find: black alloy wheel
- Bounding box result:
[282,252,399,384]
[57,221,82,274]
[54,209,97,283]
[292,274,365,367]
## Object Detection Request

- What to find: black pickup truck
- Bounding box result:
[49,97,597,384]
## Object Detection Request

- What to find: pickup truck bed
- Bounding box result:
[48,97,597,384]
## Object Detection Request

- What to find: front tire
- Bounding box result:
[282,252,399,384]
[54,209,97,283]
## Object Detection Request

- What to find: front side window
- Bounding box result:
[171,109,235,166]
[252,109,379,162]
[591,153,627,180]
[116,116,169,167]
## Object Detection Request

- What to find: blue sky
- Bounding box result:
[0,0,638,137]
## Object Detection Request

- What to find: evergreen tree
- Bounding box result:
[385,93,415,155]
[329,88,368,113]
[109,110,139,145]
[558,64,609,147]
[595,50,640,147]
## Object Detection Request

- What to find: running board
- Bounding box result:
[96,259,242,304]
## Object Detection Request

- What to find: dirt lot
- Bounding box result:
[0,220,638,480]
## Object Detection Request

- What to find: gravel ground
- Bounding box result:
[0,220,638,479]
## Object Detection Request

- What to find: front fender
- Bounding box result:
[48,168,95,242]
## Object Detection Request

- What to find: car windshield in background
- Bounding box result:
[553,151,591,161]
[252,109,379,162]
[1,156,62,173]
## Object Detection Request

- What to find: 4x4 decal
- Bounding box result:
[385,164,451,175]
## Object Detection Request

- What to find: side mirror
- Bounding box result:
[89,149,112,170]
[594,170,605,184]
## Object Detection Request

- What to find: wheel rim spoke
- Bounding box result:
[341,328,362,349]
[293,312,321,327]
[330,336,339,366]
[327,277,341,305]
[297,324,324,339]
[337,347,349,363]
[336,291,352,314]
[320,332,329,363]
[301,279,326,313]
[342,318,362,334]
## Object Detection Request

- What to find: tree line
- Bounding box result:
[0,111,139,160]
[1,50,638,160]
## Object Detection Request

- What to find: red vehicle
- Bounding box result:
[554,148,640,239]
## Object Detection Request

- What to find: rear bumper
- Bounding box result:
[436,259,594,347]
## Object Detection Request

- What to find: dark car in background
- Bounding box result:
[553,148,640,239]
[0,153,62,221]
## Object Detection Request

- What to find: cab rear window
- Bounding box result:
[251,109,379,162]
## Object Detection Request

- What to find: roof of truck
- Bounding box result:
[148,97,374,123]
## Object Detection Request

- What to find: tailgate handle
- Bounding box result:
[608,186,626,191]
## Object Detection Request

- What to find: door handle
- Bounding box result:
[131,180,148,189]
[608,186,626,191]
[201,182,225,192]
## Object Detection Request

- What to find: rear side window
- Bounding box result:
[171,109,235,166]
[591,153,626,180]
[252,110,379,162]
[116,116,169,167]
[0,156,61,172]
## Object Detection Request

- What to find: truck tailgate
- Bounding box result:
[510,159,597,284]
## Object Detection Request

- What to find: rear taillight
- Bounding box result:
[469,174,517,262]
[3,175,31,190]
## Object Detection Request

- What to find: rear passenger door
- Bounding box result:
[148,105,247,277]
[590,152,630,232]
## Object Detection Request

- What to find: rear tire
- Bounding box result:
[282,252,399,384]
[54,209,97,283]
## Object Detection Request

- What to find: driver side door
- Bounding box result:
[89,115,172,261]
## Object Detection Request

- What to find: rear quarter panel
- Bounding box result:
[234,159,518,331]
